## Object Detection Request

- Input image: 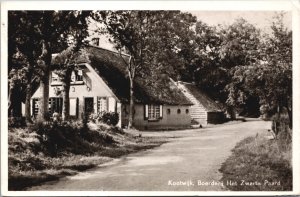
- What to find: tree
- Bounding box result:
[51,12,90,121]
[8,11,90,122]
[229,13,292,127]
[92,11,196,128]
[192,21,226,101]
[8,11,38,121]
[190,18,261,118]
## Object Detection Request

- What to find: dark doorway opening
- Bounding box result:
[84,97,94,116]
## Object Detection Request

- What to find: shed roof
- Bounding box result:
[52,45,192,105]
[180,82,224,112]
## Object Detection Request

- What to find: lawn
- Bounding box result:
[8,122,166,191]
[219,132,292,191]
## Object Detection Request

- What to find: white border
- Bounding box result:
[1,0,300,196]
[0,0,297,11]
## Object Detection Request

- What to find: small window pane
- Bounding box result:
[148,105,160,120]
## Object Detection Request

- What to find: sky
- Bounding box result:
[92,11,292,51]
[188,11,292,33]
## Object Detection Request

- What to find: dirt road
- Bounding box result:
[29,119,271,191]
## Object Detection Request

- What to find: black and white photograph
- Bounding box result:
[1,1,299,196]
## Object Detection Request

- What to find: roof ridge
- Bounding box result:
[88,44,131,57]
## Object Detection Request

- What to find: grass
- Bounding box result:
[8,122,165,191]
[219,133,292,191]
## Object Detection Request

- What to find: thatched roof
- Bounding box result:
[181,83,224,112]
[52,45,192,105]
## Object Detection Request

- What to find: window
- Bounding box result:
[145,105,163,120]
[32,98,40,117]
[149,105,160,120]
[177,109,181,114]
[33,98,63,118]
[52,69,84,86]
[76,70,83,81]
[186,109,189,114]
[49,97,63,115]
[167,109,171,115]
[71,70,83,82]
[97,97,107,114]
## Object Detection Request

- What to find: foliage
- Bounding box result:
[101,112,119,126]
[30,120,116,156]
[191,14,291,120]
[188,13,292,120]
[271,112,292,150]
[227,13,292,125]
[192,21,225,96]
[220,134,292,191]
[220,19,261,116]
[192,18,261,108]
[8,117,27,128]
[90,111,119,126]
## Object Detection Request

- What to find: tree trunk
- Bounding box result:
[227,105,236,120]
[37,41,51,122]
[24,82,32,123]
[128,77,134,128]
[61,84,70,121]
[61,69,72,121]
[37,77,50,122]
[25,64,33,124]
[8,84,13,117]
[285,102,292,129]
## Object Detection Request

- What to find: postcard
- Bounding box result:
[1,0,299,196]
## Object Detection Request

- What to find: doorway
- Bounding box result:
[84,97,94,117]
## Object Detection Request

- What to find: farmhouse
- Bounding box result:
[30,45,193,130]
[176,81,226,125]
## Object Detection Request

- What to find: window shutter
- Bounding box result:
[59,98,63,114]
[106,97,109,111]
[76,98,79,118]
[144,105,149,119]
[70,98,77,116]
[159,105,163,118]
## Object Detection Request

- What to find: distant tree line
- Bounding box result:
[8,11,292,128]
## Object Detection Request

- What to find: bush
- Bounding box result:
[89,112,119,126]
[30,121,86,156]
[29,119,118,156]
[8,117,26,128]
[271,112,292,151]
[100,112,119,126]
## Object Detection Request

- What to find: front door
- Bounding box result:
[84,97,94,116]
